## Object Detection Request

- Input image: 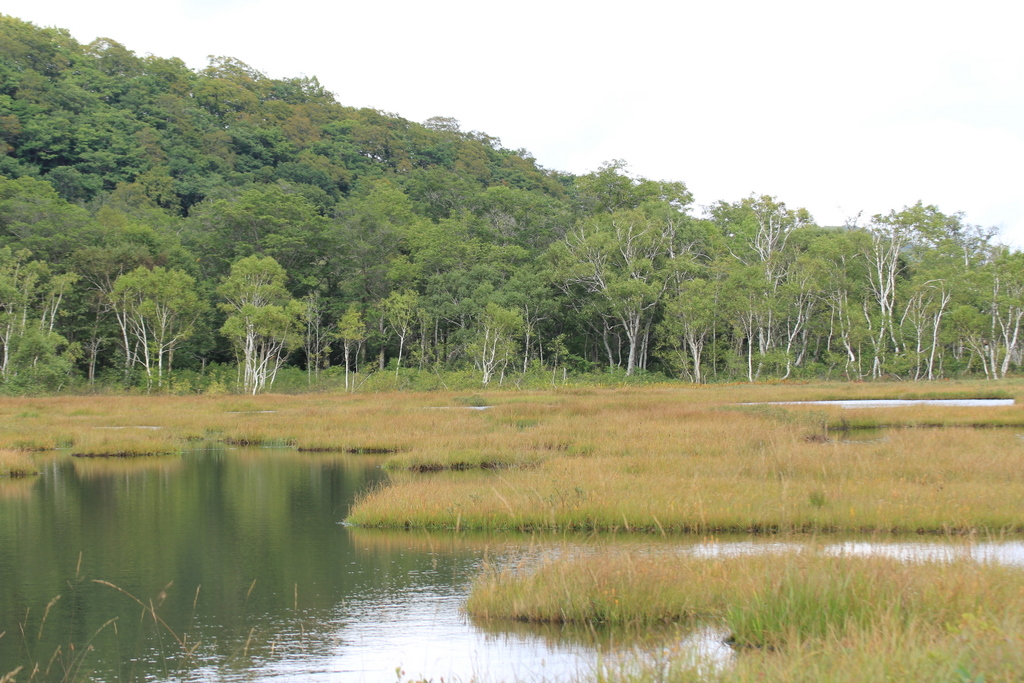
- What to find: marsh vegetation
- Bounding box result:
[2,381,1023,681]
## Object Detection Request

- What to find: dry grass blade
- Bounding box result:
[37,595,61,641]
[91,580,191,655]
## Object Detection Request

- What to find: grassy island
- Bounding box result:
[2,381,1023,681]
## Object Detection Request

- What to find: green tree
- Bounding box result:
[336,304,366,391]
[110,266,206,390]
[573,160,691,216]
[657,276,721,383]
[185,185,328,287]
[382,290,418,375]
[218,255,300,394]
[0,247,78,387]
[469,303,522,386]
[551,208,681,375]
[301,292,331,383]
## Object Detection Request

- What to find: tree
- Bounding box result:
[110,266,205,390]
[573,160,691,216]
[469,303,522,386]
[657,276,721,383]
[184,185,328,286]
[800,229,871,380]
[301,292,331,383]
[552,207,683,375]
[0,247,79,387]
[863,204,930,378]
[961,250,1024,379]
[336,305,366,391]
[382,290,418,375]
[218,256,300,394]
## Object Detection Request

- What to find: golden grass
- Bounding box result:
[467,545,1022,631]
[349,388,1024,533]
[3,384,1023,680]
[0,383,1021,532]
[469,546,1024,682]
[0,449,38,477]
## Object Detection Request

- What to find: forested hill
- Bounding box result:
[0,14,1019,393]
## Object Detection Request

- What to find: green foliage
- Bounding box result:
[0,15,1018,393]
[218,255,301,393]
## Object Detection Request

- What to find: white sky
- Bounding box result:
[5,0,1024,245]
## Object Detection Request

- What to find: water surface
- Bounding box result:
[750,398,1015,409]
[2,446,1021,682]
[0,448,614,682]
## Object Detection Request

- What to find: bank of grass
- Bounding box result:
[3,384,1024,680]
[0,383,1021,532]
[348,389,1024,533]
[468,548,1024,682]
[596,624,1024,683]
[0,449,37,476]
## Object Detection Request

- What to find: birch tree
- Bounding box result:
[382,289,418,375]
[656,276,720,383]
[218,255,301,394]
[0,248,78,385]
[469,303,522,386]
[554,208,679,375]
[864,210,916,378]
[337,305,366,391]
[110,266,205,390]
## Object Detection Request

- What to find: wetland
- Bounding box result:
[1,381,1024,681]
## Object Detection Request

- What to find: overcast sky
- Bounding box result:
[5,0,1023,245]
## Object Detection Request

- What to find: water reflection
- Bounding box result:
[0,448,639,682]
[2,448,1023,682]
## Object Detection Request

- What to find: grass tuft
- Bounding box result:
[0,449,38,476]
[468,546,1024,675]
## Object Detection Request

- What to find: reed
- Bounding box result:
[347,400,1024,533]
[469,546,1024,681]
[0,449,37,477]
[0,384,1019,532]
[468,545,1024,632]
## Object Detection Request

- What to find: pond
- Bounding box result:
[0,448,609,682]
[749,398,1015,409]
[2,447,1021,682]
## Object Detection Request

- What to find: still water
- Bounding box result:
[2,447,1021,682]
[0,448,607,682]
[749,398,1015,408]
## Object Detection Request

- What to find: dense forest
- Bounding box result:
[0,14,1019,393]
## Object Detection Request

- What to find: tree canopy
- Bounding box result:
[0,14,1017,393]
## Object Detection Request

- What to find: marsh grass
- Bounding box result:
[0,449,38,476]
[468,546,1024,634]
[0,384,1021,533]
[70,429,178,457]
[4,384,1024,681]
[348,391,1024,533]
[470,547,1024,681]
[384,447,544,471]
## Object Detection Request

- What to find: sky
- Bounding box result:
[5,0,1024,245]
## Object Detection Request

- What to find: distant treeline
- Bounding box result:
[0,15,1019,393]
